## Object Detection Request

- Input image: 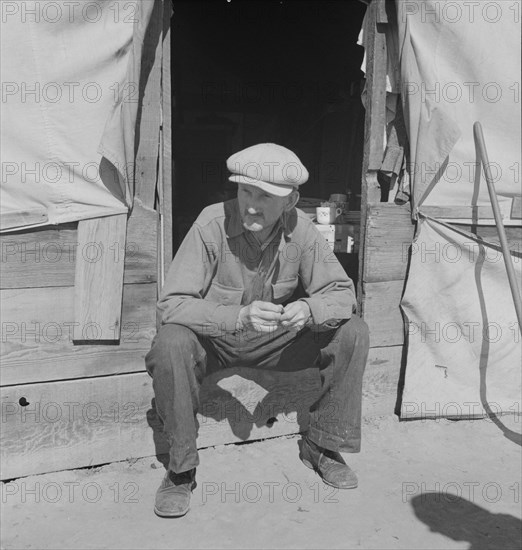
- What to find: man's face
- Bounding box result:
[237,183,293,234]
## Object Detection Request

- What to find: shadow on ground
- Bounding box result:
[411,493,522,550]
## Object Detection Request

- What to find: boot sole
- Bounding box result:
[154,505,190,518]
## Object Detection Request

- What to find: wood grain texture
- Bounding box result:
[358,0,388,310]
[0,370,318,479]
[363,280,406,347]
[363,204,415,283]
[160,9,173,280]
[134,1,164,208]
[74,214,127,341]
[363,1,387,173]
[0,204,157,290]
[0,345,403,479]
[1,283,156,386]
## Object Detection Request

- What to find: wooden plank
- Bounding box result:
[420,205,494,219]
[74,215,127,341]
[0,209,48,231]
[1,223,78,289]
[135,0,164,209]
[125,203,158,284]
[363,280,406,347]
[0,345,403,479]
[358,0,388,312]
[363,204,415,282]
[363,1,388,174]
[0,284,156,386]
[160,3,173,282]
[0,370,317,479]
[0,205,157,290]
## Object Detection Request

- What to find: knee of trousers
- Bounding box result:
[145,324,202,376]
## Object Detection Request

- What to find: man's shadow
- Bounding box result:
[411,493,522,550]
[146,367,321,469]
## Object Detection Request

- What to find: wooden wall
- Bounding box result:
[1,0,169,480]
[1,0,407,480]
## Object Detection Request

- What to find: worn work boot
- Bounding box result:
[154,468,196,517]
[299,437,358,489]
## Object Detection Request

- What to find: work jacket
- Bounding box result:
[158,199,356,337]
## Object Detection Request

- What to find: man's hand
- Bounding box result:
[280,301,311,331]
[237,301,284,332]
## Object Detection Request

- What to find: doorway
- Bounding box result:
[170,0,367,283]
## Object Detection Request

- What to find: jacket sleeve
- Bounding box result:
[297,224,357,330]
[157,223,243,336]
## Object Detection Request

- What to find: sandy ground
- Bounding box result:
[1,414,521,550]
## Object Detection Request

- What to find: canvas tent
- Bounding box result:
[396,0,520,214]
[1,1,157,230]
[358,0,521,422]
[1,0,520,480]
[392,0,522,419]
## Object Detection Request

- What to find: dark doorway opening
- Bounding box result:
[170,0,367,283]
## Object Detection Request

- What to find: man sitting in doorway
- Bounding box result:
[146,143,369,517]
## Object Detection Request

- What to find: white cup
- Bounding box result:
[316,206,342,224]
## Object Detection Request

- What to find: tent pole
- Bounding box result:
[473,121,522,332]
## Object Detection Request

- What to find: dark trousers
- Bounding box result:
[145,317,369,474]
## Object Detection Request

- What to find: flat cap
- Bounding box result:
[227,143,309,197]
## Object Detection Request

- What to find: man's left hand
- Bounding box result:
[279,301,311,331]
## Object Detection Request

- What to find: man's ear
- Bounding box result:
[284,190,300,211]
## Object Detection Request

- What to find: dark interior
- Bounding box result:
[170,0,367,280]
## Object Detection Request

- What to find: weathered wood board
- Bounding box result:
[0,205,158,289]
[134,1,164,209]
[363,280,406,347]
[1,284,156,386]
[363,204,415,283]
[74,214,128,341]
[0,345,402,480]
[357,0,389,313]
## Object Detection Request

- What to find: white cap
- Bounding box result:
[227,143,309,197]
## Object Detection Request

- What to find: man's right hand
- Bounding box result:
[237,301,284,332]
